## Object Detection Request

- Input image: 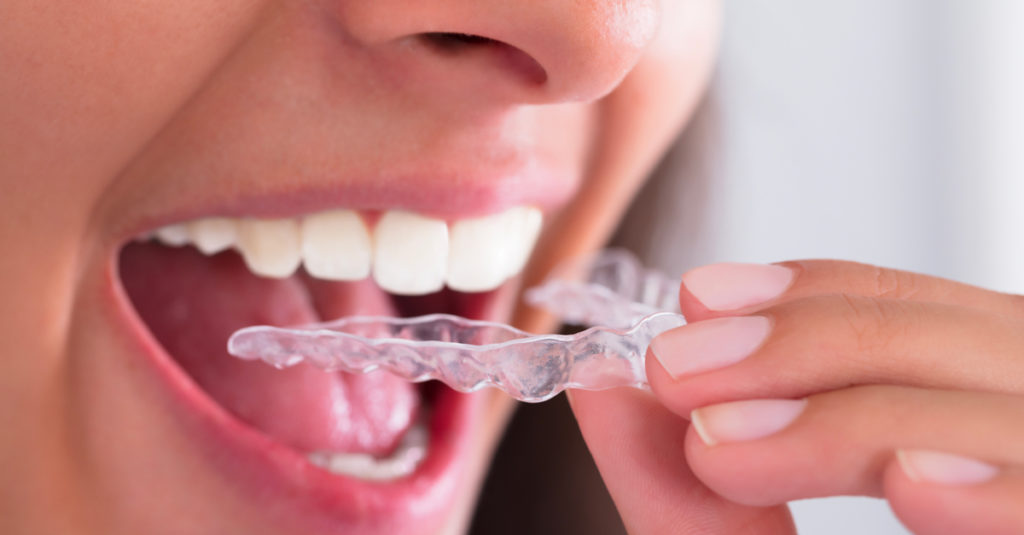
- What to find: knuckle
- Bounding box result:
[870,265,923,300]
[834,295,910,354]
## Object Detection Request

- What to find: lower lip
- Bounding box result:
[103,252,487,534]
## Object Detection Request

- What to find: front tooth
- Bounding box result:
[373,211,448,295]
[503,207,542,277]
[154,223,190,246]
[236,218,302,278]
[301,210,371,280]
[446,207,543,292]
[446,208,516,292]
[189,217,237,255]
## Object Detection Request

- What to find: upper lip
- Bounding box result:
[99,116,579,246]
[108,167,572,246]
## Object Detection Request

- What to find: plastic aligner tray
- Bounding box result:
[228,249,685,402]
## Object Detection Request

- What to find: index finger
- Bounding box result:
[679,260,1024,321]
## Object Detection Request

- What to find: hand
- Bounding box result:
[570,260,1024,534]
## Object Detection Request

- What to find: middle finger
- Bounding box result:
[648,294,1024,417]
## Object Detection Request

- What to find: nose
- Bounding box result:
[336,0,660,104]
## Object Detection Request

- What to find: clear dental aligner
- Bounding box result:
[229,312,685,403]
[227,249,685,402]
[524,248,681,329]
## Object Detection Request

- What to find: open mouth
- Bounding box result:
[115,205,542,531]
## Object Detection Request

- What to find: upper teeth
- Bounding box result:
[150,206,542,295]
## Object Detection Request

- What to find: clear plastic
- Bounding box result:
[523,248,680,329]
[227,249,684,402]
[229,312,684,403]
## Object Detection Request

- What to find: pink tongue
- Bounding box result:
[120,243,418,455]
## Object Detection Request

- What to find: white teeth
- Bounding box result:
[306,415,428,481]
[189,217,237,255]
[236,218,302,278]
[146,206,543,293]
[300,210,371,281]
[373,211,449,295]
[447,206,541,292]
[154,223,190,247]
[504,206,543,277]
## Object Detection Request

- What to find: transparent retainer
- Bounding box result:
[227,249,685,403]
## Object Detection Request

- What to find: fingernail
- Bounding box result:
[651,316,771,379]
[690,399,807,446]
[897,450,999,485]
[683,263,794,311]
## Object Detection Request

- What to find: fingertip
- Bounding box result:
[677,284,716,322]
[680,400,811,507]
[884,456,966,535]
[682,428,789,508]
[689,407,715,446]
[645,346,698,419]
[885,453,1022,535]
[678,262,795,321]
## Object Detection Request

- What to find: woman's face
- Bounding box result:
[0,1,717,533]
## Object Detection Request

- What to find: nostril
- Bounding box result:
[421,32,497,51]
[416,32,548,87]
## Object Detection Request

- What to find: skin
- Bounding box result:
[573,262,1024,533]
[10,1,1017,534]
[0,0,716,533]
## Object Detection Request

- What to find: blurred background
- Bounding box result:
[471,1,1024,533]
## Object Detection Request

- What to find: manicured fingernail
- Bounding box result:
[690,399,806,446]
[650,316,771,379]
[683,263,794,311]
[897,450,999,485]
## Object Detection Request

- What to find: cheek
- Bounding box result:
[512,0,719,332]
[592,0,720,205]
[0,2,264,510]
[0,0,266,387]
[0,0,261,226]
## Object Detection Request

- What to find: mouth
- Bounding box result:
[114,204,543,533]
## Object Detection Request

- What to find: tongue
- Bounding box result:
[120,243,418,456]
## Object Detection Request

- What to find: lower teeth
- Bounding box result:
[306,413,429,481]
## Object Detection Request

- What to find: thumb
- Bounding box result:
[569,387,795,534]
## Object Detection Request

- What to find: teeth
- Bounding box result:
[504,207,543,277]
[300,210,372,281]
[153,223,190,247]
[447,206,539,292]
[146,206,543,293]
[306,415,428,481]
[236,218,302,278]
[188,218,237,255]
[373,211,449,295]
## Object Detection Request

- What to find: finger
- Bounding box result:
[886,450,1024,535]
[677,260,1024,322]
[568,388,796,534]
[648,294,1024,418]
[681,385,1024,509]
